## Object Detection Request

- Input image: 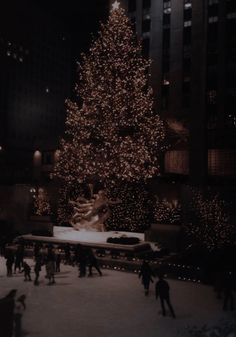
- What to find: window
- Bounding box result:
[207,90,217,104]
[184,9,192,21]
[143,0,151,9]
[183,27,191,45]
[142,19,151,33]
[208,0,218,5]
[130,17,136,31]
[163,12,170,25]
[142,38,150,57]
[208,16,218,23]
[163,28,170,49]
[128,0,136,12]
[227,12,236,20]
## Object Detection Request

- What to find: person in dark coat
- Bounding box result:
[0,289,17,337]
[55,253,61,272]
[45,250,56,285]
[77,245,87,277]
[14,246,23,273]
[21,262,31,281]
[87,249,102,277]
[34,255,42,285]
[14,294,26,337]
[222,271,235,311]
[139,260,154,296]
[155,274,176,318]
[6,251,15,277]
[64,244,71,265]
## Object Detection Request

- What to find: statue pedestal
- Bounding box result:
[145,223,182,252]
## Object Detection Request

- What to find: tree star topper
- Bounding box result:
[112,0,120,11]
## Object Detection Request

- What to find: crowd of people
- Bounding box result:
[4,242,103,285]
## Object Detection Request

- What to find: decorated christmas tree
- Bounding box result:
[33,188,51,216]
[55,2,165,230]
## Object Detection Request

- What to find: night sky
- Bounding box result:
[3,0,109,56]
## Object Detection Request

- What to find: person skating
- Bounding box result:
[139,260,154,296]
[155,274,176,318]
[21,261,31,281]
[87,249,102,277]
[34,255,42,285]
[55,253,61,272]
[45,250,56,285]
[6,251,15,277]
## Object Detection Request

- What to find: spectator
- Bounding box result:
[14,294,26,337]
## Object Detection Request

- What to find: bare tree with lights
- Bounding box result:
[55,2,165,230]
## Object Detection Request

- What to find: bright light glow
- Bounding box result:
[112,1,120,11]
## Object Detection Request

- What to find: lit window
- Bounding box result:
[45,87,50,93]
[208,16,218,23]
[164,1,171,9]
[184,20,192,27]
[164,8,171,14]
[143,13,151,20]
[207,90,217,104]
[227,12,236,19]
[184,3,192,9]
[142,32,150,38]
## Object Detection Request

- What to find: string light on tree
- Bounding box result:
[184,187,234,251]
[54,4,166,229]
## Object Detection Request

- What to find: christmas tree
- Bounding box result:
[33,188,51,216]
[55,2,165,230]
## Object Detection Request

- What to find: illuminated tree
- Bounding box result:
[33,188,51,216]
[154,198,182,224]
[55,3,165,229]
[184,188,234,251]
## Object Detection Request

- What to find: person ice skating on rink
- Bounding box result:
[139,260,154,296]
[6,251,15,277]
[155,273,176,318]
[21,261,31,281]
[87,248,102,277]
[34,255,42,286]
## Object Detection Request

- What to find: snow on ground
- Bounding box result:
[0,256,235,337]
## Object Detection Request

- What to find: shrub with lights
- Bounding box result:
[154,198,182,225]
[54,2,165,231]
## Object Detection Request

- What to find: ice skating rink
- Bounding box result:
[0,257,235,337]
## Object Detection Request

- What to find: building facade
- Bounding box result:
[113,0,236,184]
[0,2,72,184]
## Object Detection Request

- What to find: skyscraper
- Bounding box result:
[113,0,236,184]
